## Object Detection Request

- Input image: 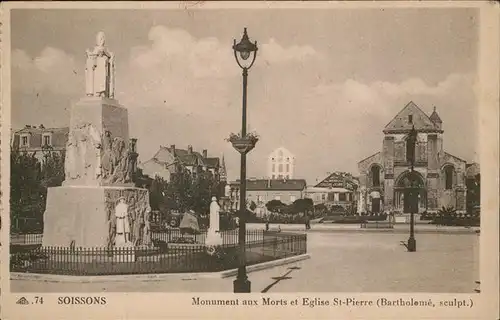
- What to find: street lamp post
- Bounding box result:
[407,125,418,252]
[231,28,258,293]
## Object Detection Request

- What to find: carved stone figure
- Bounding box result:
[114,197,131,246]
[64,123,102,184]
[110,137,127,183]
[142,219,151,247]
[87,124,102,180]
[133,210,144,246]
[85,31,115,98]
[101,131,113,179]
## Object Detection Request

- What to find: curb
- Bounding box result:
[302,229,478,235]
[219,253,310,278]
[10,254,310,283]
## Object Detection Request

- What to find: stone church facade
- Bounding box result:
[357,101,467,214]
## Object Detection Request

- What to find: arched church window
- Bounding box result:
[371,166,381,187]
[406,139,415,163]
[444,166,454,190]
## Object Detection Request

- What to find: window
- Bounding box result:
[321,194,326,201]
[21,136,28,146]
[272,164,275,172]
[290,195,296,202]
[406,139,415,163]
[339,193,347,201]
[408,114,413,123]
[43,134,51,146]
[371,166,381,187]
[286,164,290,172]
[278,164,283,173]
[444,166,454,190]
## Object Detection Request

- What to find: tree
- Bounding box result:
[10,148,65,233]
[466,173,480,214]
[189,170,217,214]
[291,198,314,214]
[149,176,168,211]
[40,150,65,189]
[266,199,286,213]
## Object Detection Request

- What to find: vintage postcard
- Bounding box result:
[1,1,499,319]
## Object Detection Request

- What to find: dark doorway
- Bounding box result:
[372,198,381,213]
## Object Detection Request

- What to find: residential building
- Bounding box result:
[227,178,307,212]
[358,101,468,214]
[267,147,295,179]
[306,171,359,212]
[139,144,224,183]
[11,124,69,163]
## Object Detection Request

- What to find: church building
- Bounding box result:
[357,101,467,214]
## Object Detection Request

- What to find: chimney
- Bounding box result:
[202,149,208,158]
[170,144,176,157]
[188,145,193,154]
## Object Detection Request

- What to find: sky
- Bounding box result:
[10,8,479,184]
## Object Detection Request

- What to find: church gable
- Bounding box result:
[442,152,466,168]
[383,101,439,134]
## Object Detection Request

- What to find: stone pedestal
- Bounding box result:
[42,186,149,248]
[63,97,133,188]
[70,97,129,145]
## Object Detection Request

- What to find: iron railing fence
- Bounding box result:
[11,231,307,276]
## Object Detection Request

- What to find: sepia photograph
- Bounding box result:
[1,2,499,319]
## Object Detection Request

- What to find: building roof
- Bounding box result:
[205,157,220,168]
[305,186,351,193]
[151,146,174,164]
[383,101,441,134]
[149,145,220,168]
[315,172,359,190]
[429,106,442,123]
[231,179,307,191]
[15,126,69,135]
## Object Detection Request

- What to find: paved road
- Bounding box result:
[11,232,479,293]
[247,222,479,234]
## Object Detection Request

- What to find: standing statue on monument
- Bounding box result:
[205,196,222,246]
[114,197,131,246]
[85,31,115,98]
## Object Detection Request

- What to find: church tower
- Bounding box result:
[220,155,227,182]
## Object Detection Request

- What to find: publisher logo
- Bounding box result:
[16,297,29,305]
